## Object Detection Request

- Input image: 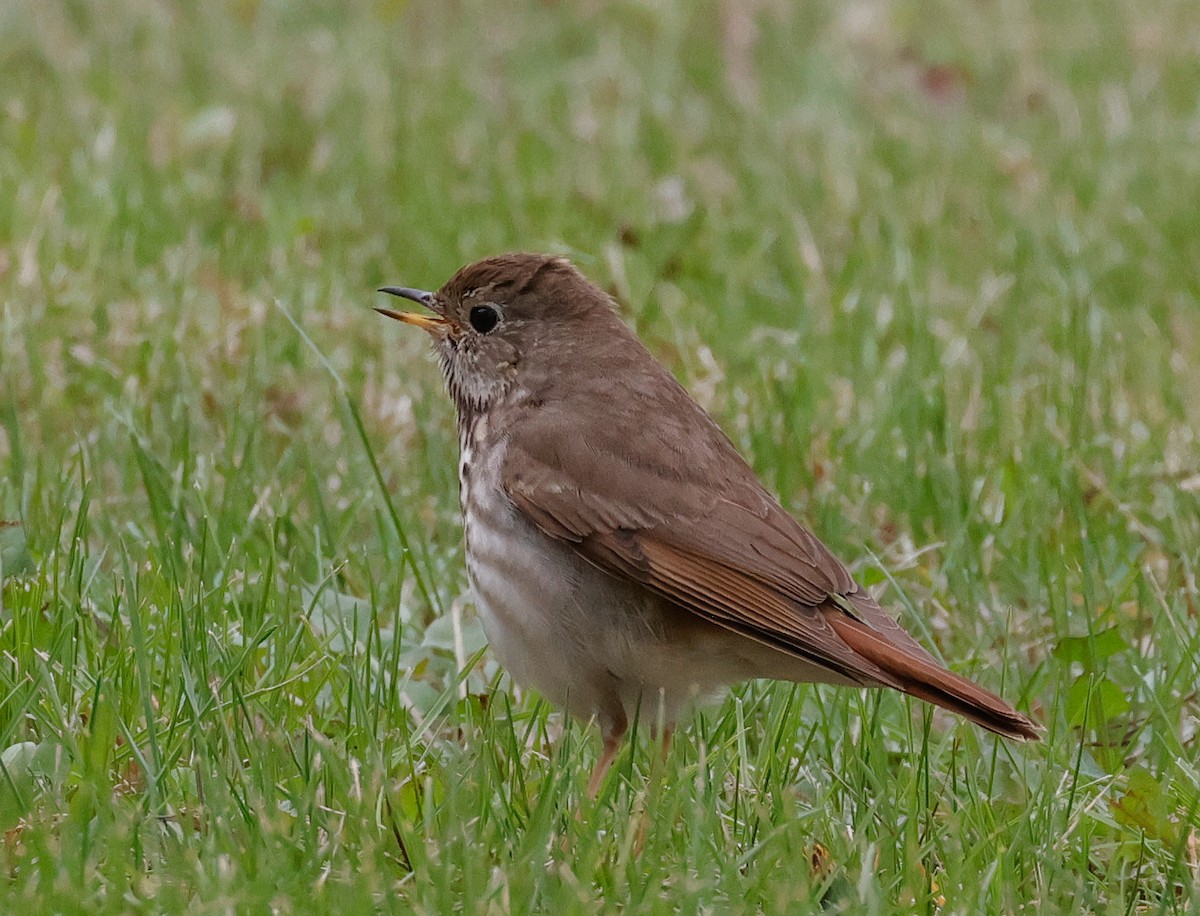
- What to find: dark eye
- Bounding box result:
[469,305,500,334]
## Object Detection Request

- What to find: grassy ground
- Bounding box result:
[2,0,1199,911]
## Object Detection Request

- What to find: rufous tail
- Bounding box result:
[828,612,1040,740]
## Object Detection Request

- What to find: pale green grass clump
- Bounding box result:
[1,1,1198,911]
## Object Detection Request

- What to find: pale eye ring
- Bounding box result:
[469,304,500,334]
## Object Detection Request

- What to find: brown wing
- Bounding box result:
[500,366,1038,740]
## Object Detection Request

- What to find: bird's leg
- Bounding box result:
[587,711,627,799]
[632,723,675,857]
[644,722,673,789]
[586,737,619,799]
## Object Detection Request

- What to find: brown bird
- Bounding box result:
[376,253,1039,795]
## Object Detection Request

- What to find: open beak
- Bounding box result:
[375,286,450,334]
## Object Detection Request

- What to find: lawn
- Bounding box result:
[1,0,1198,911]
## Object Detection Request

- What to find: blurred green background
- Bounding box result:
[1,0,1198,911]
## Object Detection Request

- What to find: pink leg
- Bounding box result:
[659,725,674,764]
[587,713,628,799]
[631,724,675,855]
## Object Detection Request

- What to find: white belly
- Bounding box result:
[459,422,761,728]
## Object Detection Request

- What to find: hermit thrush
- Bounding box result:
[376,253,1038,794]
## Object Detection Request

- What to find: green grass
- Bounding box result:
[2,0,1199,910]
